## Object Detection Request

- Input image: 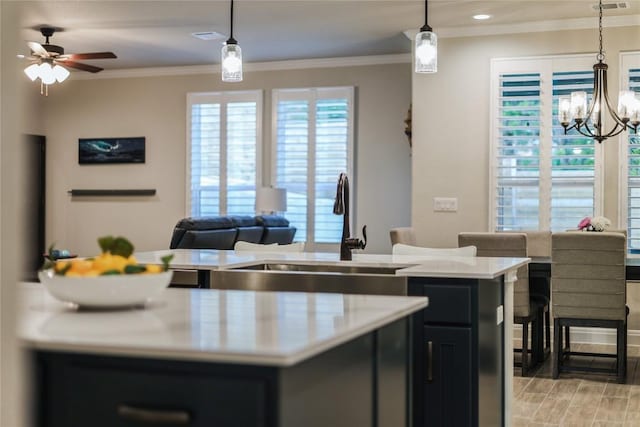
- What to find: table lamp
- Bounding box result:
[255,187,287,214]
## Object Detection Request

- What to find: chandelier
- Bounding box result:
[558,0,639,143]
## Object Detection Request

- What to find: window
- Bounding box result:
[620,52,640,251]
[187,91,262,217]
[272,87,354,247]
[490,56,602,232]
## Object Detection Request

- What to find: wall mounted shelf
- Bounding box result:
[68,189,156,197]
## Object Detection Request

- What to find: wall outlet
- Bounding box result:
[433,197,458,212]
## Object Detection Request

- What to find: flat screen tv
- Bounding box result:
[79,137,145,165]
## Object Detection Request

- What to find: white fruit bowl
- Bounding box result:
[38,269,173,309]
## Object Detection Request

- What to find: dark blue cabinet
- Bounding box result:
[410,277,504,427]
[32,319,410,427]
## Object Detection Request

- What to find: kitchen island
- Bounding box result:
[132,249,528,426]
[20,283,427,427]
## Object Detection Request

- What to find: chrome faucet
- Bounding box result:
[333,173,367,261]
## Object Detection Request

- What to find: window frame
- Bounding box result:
[489,54,604,232]
[186,90,263,217]
[270,86,355,251]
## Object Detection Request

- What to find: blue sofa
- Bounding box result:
[169,215,297,250]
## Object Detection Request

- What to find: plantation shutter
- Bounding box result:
[492,56,600,232]
[495,73,541,231]
[273,87,354,245]
[187,91,262,217]
[550,71,595,231]
[627,67,640,250]
[227,101,258,215]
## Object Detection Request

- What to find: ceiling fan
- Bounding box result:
[23,26,117,95]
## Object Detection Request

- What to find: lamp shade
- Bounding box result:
[221,43,243,82]
[255,187,286,213]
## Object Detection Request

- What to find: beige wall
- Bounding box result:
[412,25,640,247]
[40,62,412,256]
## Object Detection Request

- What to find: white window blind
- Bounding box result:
[495,72,542,230]
[491,56,600,232]
[551,71,596,231]
[187,91,262,217]
[621,52,640,251]
[272,87,354,246]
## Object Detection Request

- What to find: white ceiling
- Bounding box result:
[17,1,640,70]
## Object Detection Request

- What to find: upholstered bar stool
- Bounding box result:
[389,227,417,246]
[458,232,541,375]
[551,231,628,383]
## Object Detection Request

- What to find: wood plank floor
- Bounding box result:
[513,344,640,426]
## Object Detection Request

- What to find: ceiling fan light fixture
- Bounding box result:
[24,63,40,81]
[53,64,70,83]
[38,62,56,85]
[221,0,243,82]
[415,0,437,73]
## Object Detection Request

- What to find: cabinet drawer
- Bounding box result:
[419,284,471,325]
[47,360,269,427]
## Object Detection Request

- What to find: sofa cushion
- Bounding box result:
[261,227,297,245]
[229,215,258,227]
[177,216,235,230]
[177,229,238,250]
[255,215,290,227]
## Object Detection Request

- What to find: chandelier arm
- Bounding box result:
[576,121,596,138]
[600,68,629,128]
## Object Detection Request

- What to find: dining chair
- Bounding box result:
[458,232,541,375]
[389,227,417,246]
[522,231,552,361]
[392,243,477,256]
[551,231,628,383]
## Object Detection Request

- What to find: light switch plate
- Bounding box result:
[433,197,458,212]
[496,305,504,325]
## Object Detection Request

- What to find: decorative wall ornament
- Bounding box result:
[404,104,412,149]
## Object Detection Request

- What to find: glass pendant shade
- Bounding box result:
[24,63,40,81]
[39,62,56,85]
[618,90,636,119]
[221,43,243,82]
[570,91,587,120]
[415,30,437,73]
[53,65,70,83]
[558,96,571,124]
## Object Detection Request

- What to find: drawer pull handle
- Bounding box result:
[426,340,433,383]
[117,404,190,424]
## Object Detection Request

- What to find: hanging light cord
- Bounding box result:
[421,0,432,32]
[227,0,236,44]
[230,0,234,40]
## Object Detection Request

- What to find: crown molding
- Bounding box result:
[71,53,411,80]
[404,14,640,39]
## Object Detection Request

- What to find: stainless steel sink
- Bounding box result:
[211,262,408,296]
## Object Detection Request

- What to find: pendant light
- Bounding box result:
[221,0,243,82]
[558,0,639,142]
[415,0,437,73]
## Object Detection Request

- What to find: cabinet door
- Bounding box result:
[423,325,472,427]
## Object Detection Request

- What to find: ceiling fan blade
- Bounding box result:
[60,60,103,73]
[27,41,49,57]
[63,52,117,60]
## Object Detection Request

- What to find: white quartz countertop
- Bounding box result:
[19,283,427,367]
[134,249,529,279]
